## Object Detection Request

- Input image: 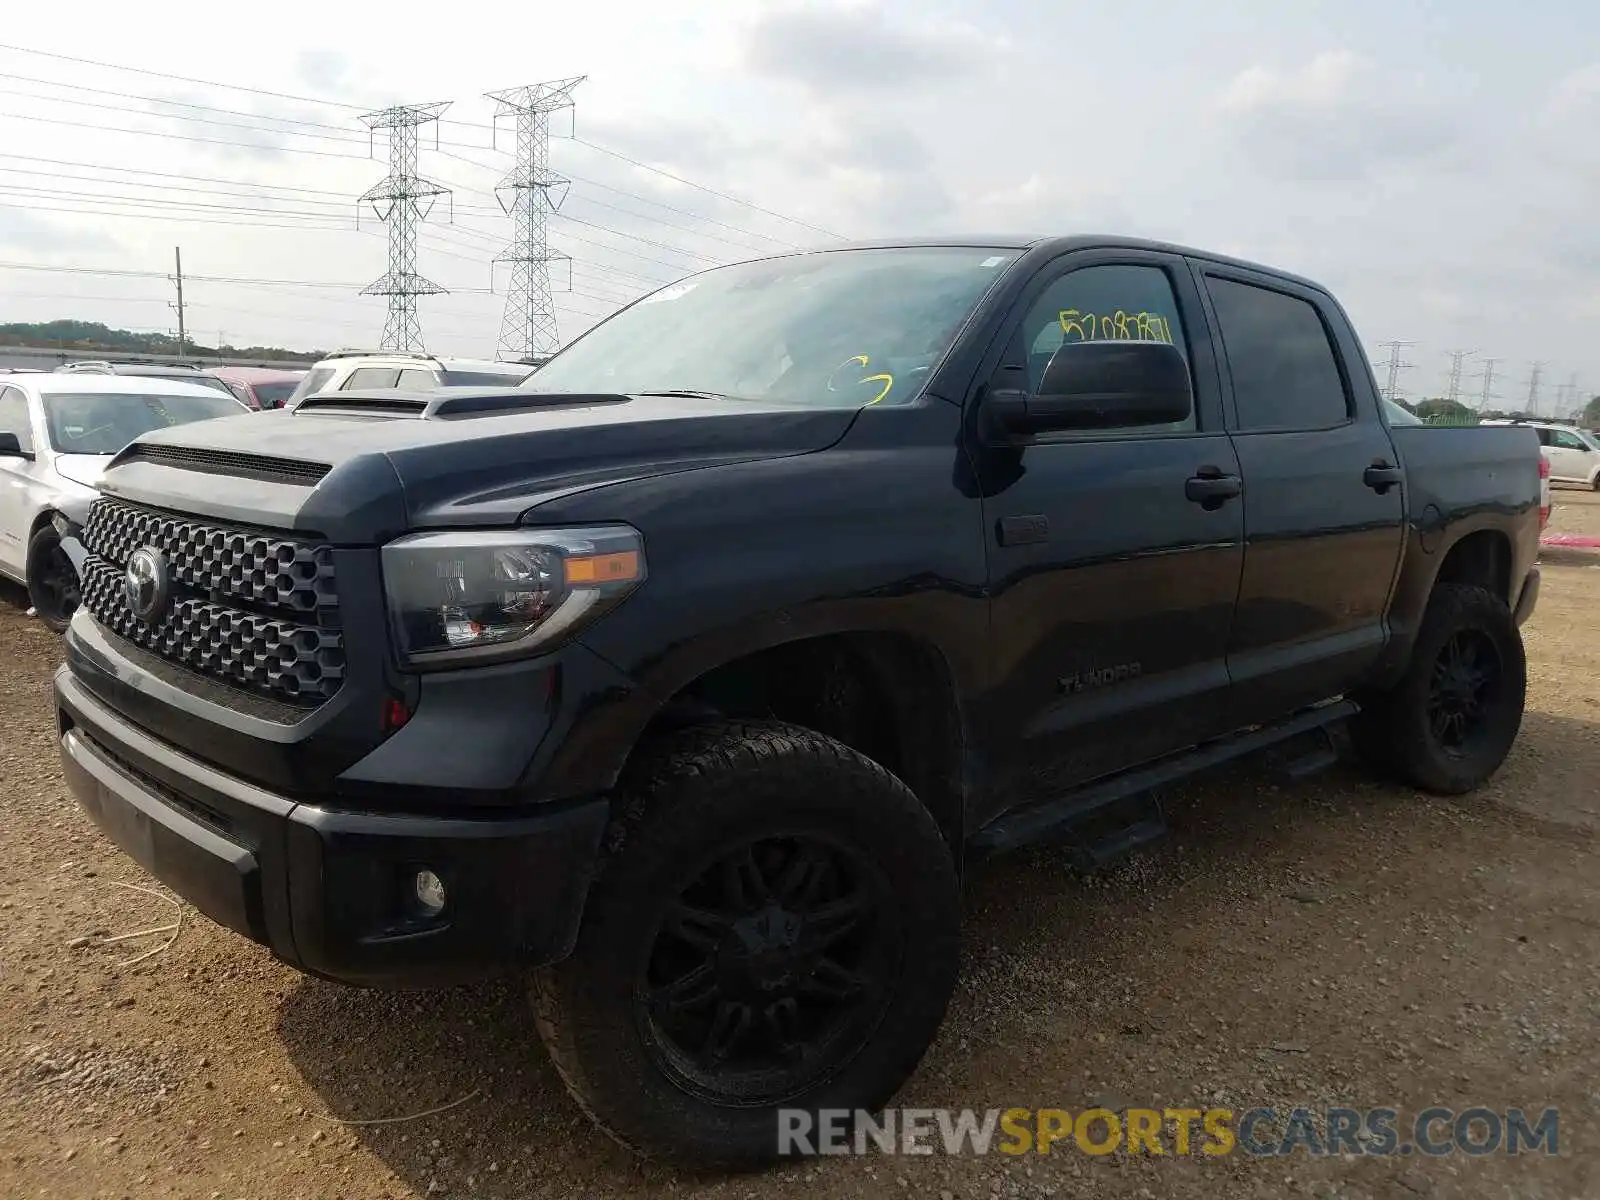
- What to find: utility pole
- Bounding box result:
[170,246,187,360]
[1444,349,1473,406]
[1476,357,1501,412]
[1525,362,1546,416]
[485,76,586,362]
[1377,339,1417,402]
[357,102,452,352]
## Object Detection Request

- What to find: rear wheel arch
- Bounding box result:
[1430,528,1513,604]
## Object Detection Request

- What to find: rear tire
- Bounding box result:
[531,720,960,1167]
[1355,583,1525,794]
[26,524,80,634]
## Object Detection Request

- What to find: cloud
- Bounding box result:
[294,49,354,96]
[740,3,1009,95]
[0,209,121,256]
[1216,51,1462,182]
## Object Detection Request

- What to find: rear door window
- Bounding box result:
[395,368,439,390]
[343,367,401,390]
[1205,277,1351,431]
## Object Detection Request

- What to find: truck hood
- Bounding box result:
[95,390,857,542]
[52,452,113,490]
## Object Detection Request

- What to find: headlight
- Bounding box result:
[381,526,646,668]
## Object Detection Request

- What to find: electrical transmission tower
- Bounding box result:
[1377,340,1417,402]
[485,76,586,363]
[357,102,453,352]
[1525,362,1546,416]
[1444,349,1474,406]
[1558,372,1580,417]
[1476,357,1501,412]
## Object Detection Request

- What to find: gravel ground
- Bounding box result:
[2,496,1598,1200]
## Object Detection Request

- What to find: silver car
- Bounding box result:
[0,372,248,630]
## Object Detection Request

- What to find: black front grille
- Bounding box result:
[79,498,344,706]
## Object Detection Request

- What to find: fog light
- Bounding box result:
[412,869,447,917]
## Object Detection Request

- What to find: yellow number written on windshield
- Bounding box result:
[825,354,895,405]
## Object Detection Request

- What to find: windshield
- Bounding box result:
[287,366,335,405]
[43,391,245,455]
[527,247,1020,407]
[253,381,300,409]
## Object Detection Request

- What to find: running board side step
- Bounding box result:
[969,699,1358,861]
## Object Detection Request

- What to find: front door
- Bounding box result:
[1195,266,1406,726]
[1542,426,1596,484]
[972,251,1245,824]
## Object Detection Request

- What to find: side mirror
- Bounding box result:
[0,432,33,460]
[991,341,1193,436]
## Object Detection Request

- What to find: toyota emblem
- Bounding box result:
[124,547,171,624]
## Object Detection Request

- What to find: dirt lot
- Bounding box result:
[3,496,1599,1200]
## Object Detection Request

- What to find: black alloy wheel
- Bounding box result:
[532,720,961,1167]
[1426,629,1503,755]
[638,833,897,1107]
[27,526,81,633]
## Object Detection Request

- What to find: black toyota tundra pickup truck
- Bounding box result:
[53,236,1542,1166]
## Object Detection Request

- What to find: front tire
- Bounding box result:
[1356,583,1526,794]
[26,524,80,634]
[532,720,961,1167]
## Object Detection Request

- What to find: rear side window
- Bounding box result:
[1207,277,1350,431]
[395,368,439,390]
[343,367,401,390]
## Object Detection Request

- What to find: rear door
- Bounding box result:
[0,385,38,578]
[1195,264,1406,725]
[975,249,1245,818]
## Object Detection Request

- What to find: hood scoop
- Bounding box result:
[111,443,331,487]
[293,388,632,421]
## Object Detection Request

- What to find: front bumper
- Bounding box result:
[56,668,609,988]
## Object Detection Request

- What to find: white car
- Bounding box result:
[284,350,535,407]
[1482,419,1600,490]
[0,372,248,630]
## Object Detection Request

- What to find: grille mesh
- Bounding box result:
[79,499,343,706]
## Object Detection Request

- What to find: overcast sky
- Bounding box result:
[0,1,1595,412]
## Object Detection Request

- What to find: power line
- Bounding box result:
[570,136,844,239]
[0,39,369,111]
[0,40,837,240]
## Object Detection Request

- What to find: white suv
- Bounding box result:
[0,372,248,629]
[1482,420,1600,490]
[285,351,535,407]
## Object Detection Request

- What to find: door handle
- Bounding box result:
[1185,467,1242,508]
[1363,462,1404,493]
